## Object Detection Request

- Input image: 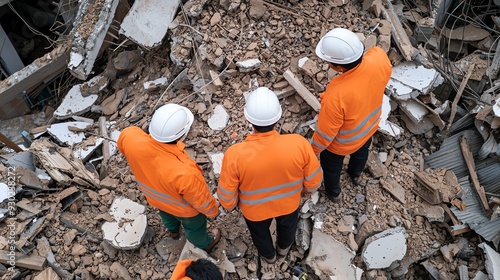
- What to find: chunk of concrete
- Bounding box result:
[54,76,108,119]
[361,227,407,269]
[398,99,429,124]
[415,204,444,222]
[120,0,179,48]
[69,0,119,80]
[236,59,261,72]
[305,228,362,279]
[6,151,35,171]
[387,62,443,100]
[101,197,147,249]
[208,105,229,130]
[478,243,500,280]
[378,94,403,137]
[143,77,168,91]
[208,152,224,175]
[298,57,319,77]
[47,122,91,146]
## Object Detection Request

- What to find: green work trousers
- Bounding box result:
[159,210,212,249]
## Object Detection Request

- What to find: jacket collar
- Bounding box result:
[245,130,279,141]
[149,135,186,155]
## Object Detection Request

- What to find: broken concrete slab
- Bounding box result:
[120,0,179,48]
[442,24,491,42]
[305,228,362,279]
[387,62,443,100]
[236,59,261,72]
[47,122,92,146]
[361,227,407,269]
[208,105,229,130]
[102,197,147,250]
[478,243,500,280]
[54,76,109,119]
[69,0,120,80]
[380,177,406,204]
[378,94,403,137]
[0,112,47,145]
[0,183,12,204]
[397,99,429,124]
[6,151,35,171]
[298,57,319,77]
[208,152,224,175]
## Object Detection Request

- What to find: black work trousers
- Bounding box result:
[244,208,299,259]
[320,137,372,197]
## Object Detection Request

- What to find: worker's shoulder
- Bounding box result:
[120,126,145,136]
[279,133,310,145]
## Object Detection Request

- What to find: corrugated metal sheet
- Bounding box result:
[451,177,500,248]
[425,130,500,195]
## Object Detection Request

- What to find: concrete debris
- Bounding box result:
[415,204,445,223]
[69,0,120,80]
[236,59,261,72]
[54,76,109,119]
[46,122,91,146]
[378,94,403,137]
[362,227,407,269]
[119,0,179,48]
[494,98,500,117]
[298,57,320,77]
[0,183,10,203]
[478,243,500,280]
[102,197,147,250]
[208,152,224,175]
[387,62,443,100]
[305,228,362,279]
[143,77,168,91]
[208,105,229,130]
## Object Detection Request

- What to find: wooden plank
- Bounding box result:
[459,136,490,213]
[441,203,461,225]
[448,63,474,127]
[0,250,46,270]
[451,224,471,236]
[0,132,22,152]
[283,69,321,112]
[381,0,417,61]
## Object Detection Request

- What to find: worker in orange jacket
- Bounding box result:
[118,104,221,252]
[313,28,392,203]
[170,259,222,280]
[217,87,323,264]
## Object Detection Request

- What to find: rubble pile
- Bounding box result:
[0,0,499,279]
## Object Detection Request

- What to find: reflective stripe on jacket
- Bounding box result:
[312,47,392,155]
[170,259,193,280]
[117,127,218,218]
[218,131,322,221]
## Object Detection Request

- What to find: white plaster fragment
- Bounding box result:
[479,243,500,280]
[69,52,84,68]
[387,62,443,100]
[0,183,12,203]
[298,57,309,68]
[120,0,179,48]
[493,98,500,117]
[378,94,403,137]
[236,59,261,72]
[305,229,362,279]
[143,77,168,90]
[311,191,319,204]
[102,197,147,250]
[362,227,407,269]
[208,105,229,130]
[399,99,429,123]
[74,138,104,161]
[47,122,91,145]
[54,76,108,119]
[208,152,224,175]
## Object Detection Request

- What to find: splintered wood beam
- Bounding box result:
[459,136,490,213]
[381,0,417,61]
[0,132,22,152]
[448,63,474,127]
[283,69,321,112]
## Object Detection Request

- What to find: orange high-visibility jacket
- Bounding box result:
[312,47,392,155]
[170,259,193,280]
[217,131,322,221]
[118,127,218,218]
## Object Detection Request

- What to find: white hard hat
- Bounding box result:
[315,28,364,64]
[244,87,282,126]
[149,104,194,142]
